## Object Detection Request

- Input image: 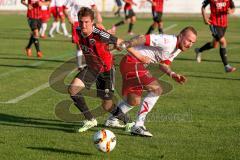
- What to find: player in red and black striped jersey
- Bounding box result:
[146,0,164,34]
[111,0,137,35]
[68,7,131,132]
[21,0,50,58]
[195,0,236,73]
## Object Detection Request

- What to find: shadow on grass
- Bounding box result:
[26,147,92,156]
[0,113,78,133]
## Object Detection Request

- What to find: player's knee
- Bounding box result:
[152,86,163,96]
[68,85,83,96]
[127,98,141,106]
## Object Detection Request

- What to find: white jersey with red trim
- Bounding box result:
[131,34,181,65]
[55,0,65,7]
[50,0,55,7]
[64,0,96,22]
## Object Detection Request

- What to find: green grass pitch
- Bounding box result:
[0,14,240,160]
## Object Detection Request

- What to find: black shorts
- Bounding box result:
[124,9,135,19]
[209,25,227,41]
[75,67,115,100]
[115,0,122,7]
[28,18,42,31]
[152,10,162,22]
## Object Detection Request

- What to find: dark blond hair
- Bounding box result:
[78,7,94,21]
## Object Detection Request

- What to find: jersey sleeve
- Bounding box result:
[144,34,167,48]
[93,27,118,44]
[202,0,209,8]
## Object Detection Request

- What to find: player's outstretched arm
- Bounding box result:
[119,35,146,50]
[159,63,187,84]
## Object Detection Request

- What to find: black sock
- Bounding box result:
[146,25,155,34]
[71,94,94,120]
[220,47,228,66]
[33,37,40,52]
[110,105,131,124]
[158,27,163,34]
[199,42,213,52]
[26,35,34,49]
[115,21,124,27]
[128,23,134,33]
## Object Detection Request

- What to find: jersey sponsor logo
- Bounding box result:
[89,38,96,45]
[216,2,226,9]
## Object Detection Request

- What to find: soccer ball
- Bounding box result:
[93,129,116,152]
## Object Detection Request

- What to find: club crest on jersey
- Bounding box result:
[89,39,96,45]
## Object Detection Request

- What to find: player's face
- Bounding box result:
[179,31,197,51]
[79,16,94,36]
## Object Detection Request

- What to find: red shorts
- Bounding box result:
[50,6,65,20]
[72,21,79,44]
[41,10,50,23]
[120,55,156,96]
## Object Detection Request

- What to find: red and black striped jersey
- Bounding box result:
[202,0,235,27]
[27,0,43,19]
[124,0,133,10]
[77,26,118,73]
[152,0,164,12]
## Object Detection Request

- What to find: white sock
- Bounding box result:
[41,23,47,36]
[61,22,69,35]
[118,100,133,114]
[49,22,57,35]
[56,21,60,33]
[135,92,160,127]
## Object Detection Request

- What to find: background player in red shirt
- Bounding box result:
[68,7,130,132]
[195,0,236,73]
[21,0,50,58]
[111,0,137,35]
[146,0,164,34]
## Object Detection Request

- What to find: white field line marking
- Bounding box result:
[4,82,49,104]
[0,54,73,104]
[163,24,178,32]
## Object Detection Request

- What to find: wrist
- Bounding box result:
[169,71,176,78]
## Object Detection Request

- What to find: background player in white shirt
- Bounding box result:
[49,0,70,37]
[105,26,197,137]
[63,0,103,69]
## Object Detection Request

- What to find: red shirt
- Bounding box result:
[124,0,133,10]
[77,26,118,73]
[27,0,43,19]
[152,0,164,12]
[202,0,235,27]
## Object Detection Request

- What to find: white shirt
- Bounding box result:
[64,0,96,22]
[132,34,181,64]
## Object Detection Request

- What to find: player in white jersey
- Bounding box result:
[105,26,197,137]
[49,0,71,37]
[63,0,103,69]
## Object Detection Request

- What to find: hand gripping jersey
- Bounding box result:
[131,34,181,65]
